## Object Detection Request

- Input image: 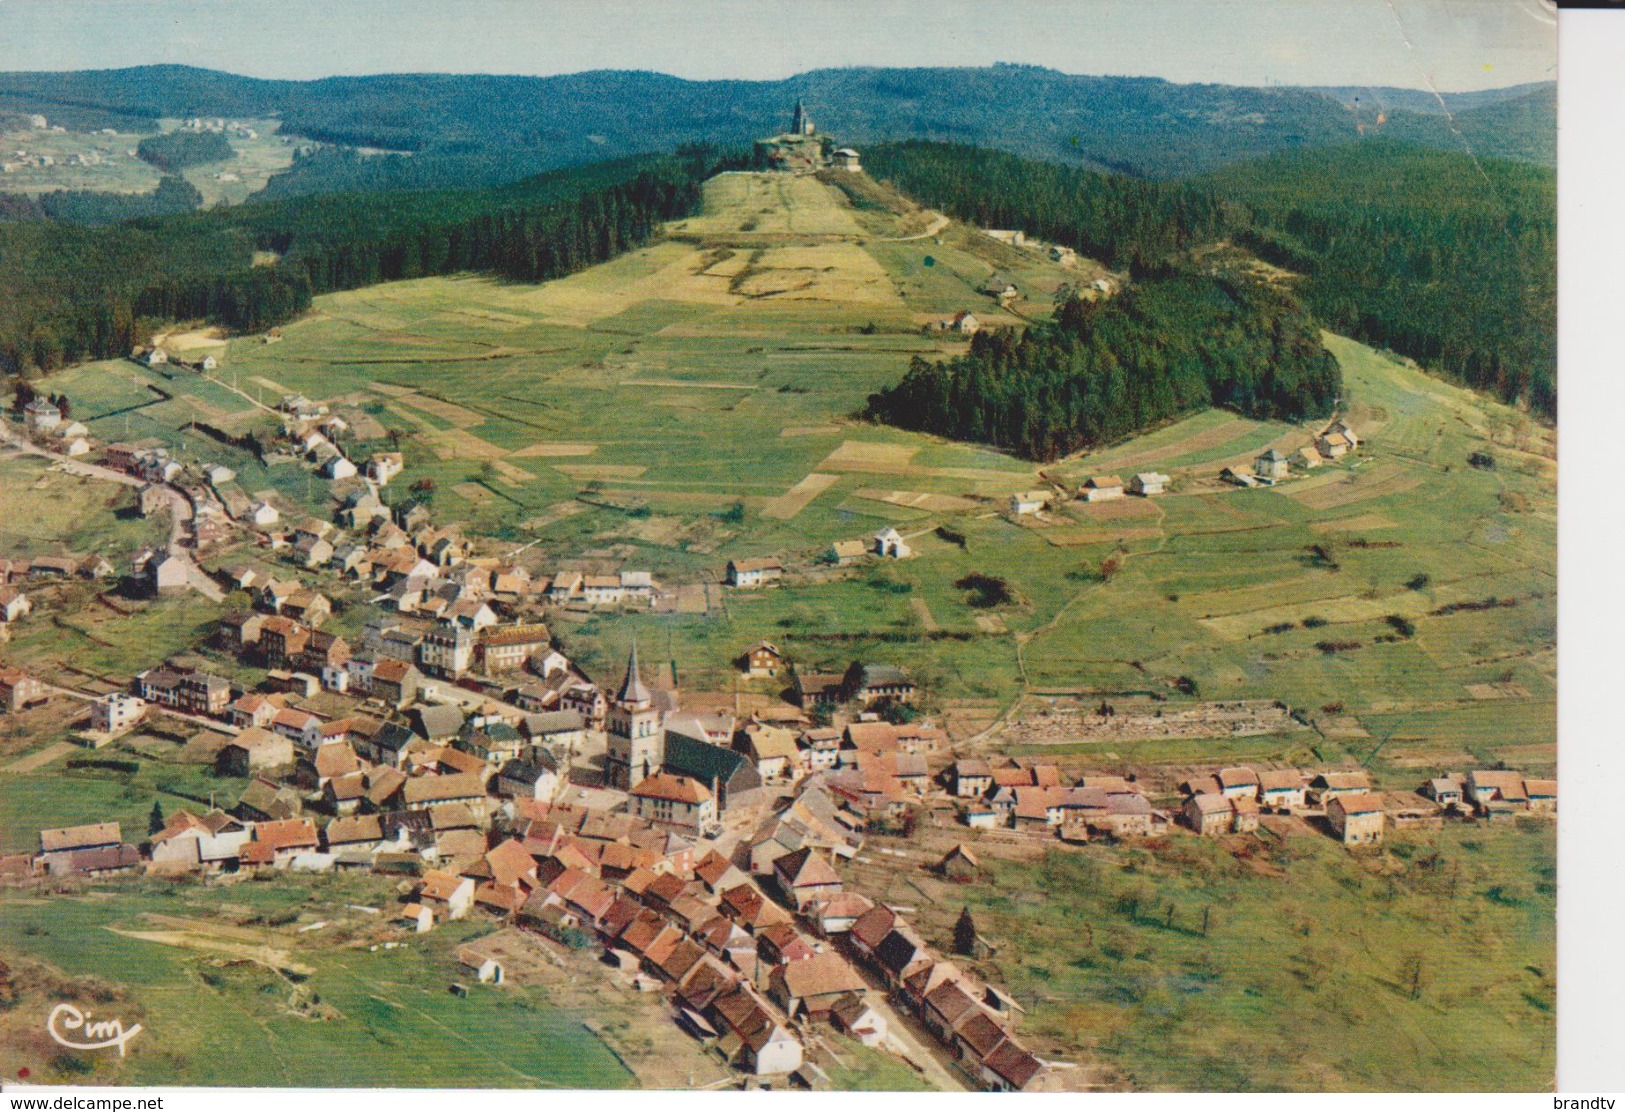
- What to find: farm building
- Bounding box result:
[1291,445,1324,469]
[0,667,48,712]
[740,640,785,677]
[727,557,783,588]
[1254,449,1290,482]
[828,539,868,566]
[1128,472,1169,496]
[831,147,862,171]
[1326,793,1385,846]
[1081,476,1123,502]
[873,527,911,559]
[1009,490,1050,516]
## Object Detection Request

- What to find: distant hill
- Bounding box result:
[1308,80,1552,116]
[1373,85,1556,165]
[0,64,1556,197]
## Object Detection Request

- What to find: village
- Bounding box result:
[0,92,1562,1095]
[0,357,1555,1091]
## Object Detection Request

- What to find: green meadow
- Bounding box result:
[900,821,1555,1092]
[0,876,633,1088]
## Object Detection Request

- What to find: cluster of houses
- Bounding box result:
[949,758,1153,840]
[1175,765,1555,845]
[14,655,1042,1090]
[936,758,1556,848]
[1223,420,1361,489]
[21,396,94,456]
[0,554,115,647]
[1009,473,1170,517]
[726,528,916,588]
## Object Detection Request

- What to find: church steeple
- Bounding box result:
[792,98,812,136]
[617,639,651,707]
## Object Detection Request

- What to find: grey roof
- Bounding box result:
[664,730,761,795]
[411,704,465,739]
[523,710,586,736]
[616,640,651,705]
[499,754,558,783]
[372,722,416,754]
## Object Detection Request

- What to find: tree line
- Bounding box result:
[866,139,1554,417]
[0,152,718,377]
[862,141,1230,272]
[867,271,1342,462]
[1209,141,1555,416]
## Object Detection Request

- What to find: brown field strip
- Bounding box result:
[3,741,74,774]
[820,440,920,469]
[620,379,758,390]
[490,460,536,485]
[392,392,485,428]
[1065,496,1162,521]
[513,442,599,458]
[854,488,981,513]
[1310,513,1401,533]
[1088,416,1258,471]
[779,425,842,438]
[911,596,940,632]
[555,464,649,480]
[1038,526,1163,547]
[1287,468,1424,510]
[761,472,841,519]
[425,427,506,460]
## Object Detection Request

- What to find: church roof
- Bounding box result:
[617,640,651,706]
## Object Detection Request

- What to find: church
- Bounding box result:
[603,640,665,790]
[755,99,830,173]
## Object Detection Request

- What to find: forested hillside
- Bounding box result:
[866,140,1555,417]
[0,152,714,376]
[862,142,1228,272]
[1211,142,1555,415]
[867,274,1341,461]
[0,64,1554,197]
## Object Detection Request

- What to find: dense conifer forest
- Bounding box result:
[1209,142,1556,416]
[866,140,1555,418]
[135,129,234,171]
[867,272,1342,461]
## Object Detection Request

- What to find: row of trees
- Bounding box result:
[867,273,1342,462]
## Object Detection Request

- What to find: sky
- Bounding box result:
[0,0,1556,92]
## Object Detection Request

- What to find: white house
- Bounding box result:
[323,455,358,480]
[1009,491,1049,516]
[873,527,911,559]
[1081,476,1124,502]
[90,692,146,735]
[1128,472,1169,497]
[248,501,280,527]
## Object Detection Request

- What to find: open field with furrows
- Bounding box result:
[21,173,1554,789]
[849,821,1554,1092]
[0,875,635,1088]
